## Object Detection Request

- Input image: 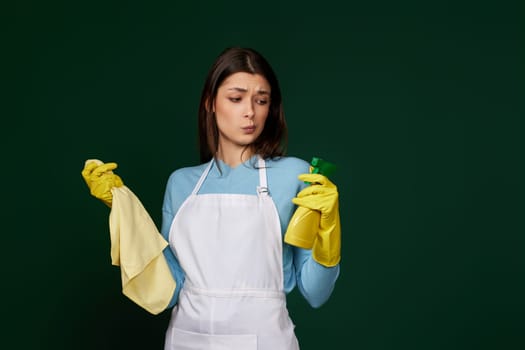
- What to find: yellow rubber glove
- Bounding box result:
[81,159,124,207]
[292,173,341,267]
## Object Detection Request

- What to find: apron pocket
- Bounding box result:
[167,327,257,350]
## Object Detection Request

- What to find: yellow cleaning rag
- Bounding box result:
[109,186,175,315]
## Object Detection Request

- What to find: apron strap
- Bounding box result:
[191,160,214,195]
[257,156,269,196]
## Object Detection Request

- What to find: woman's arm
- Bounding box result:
[273,157,341,308]
[160,208,185,308]
[293,247,340,308]
[160,170,192,309]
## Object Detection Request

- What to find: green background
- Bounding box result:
[4,0,523,349]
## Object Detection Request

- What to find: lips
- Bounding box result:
[242,126,256,134]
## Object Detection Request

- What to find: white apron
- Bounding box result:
[165,157,299,350]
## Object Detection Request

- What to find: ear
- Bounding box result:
[205,98,215,113]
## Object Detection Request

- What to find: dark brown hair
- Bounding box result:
[198,47,288,163]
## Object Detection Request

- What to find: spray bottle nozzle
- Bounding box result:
[310,157,337,177]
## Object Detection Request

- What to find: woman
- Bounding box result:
[82,47,341,350]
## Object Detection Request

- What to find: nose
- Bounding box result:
[244,101,255,119]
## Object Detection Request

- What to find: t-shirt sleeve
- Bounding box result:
[293,247,340,308]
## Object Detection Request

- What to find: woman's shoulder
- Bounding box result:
[264,156,310,196]
[166,162,208,187]
[266,156,310,173]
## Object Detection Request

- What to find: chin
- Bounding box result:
[239,134,260,145]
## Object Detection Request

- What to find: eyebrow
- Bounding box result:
[227,87,270,95]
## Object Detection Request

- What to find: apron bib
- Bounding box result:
[165,157,299,350]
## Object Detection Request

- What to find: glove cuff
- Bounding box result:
[312,211,341,267]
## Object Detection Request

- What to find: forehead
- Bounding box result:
[219,72,271,92]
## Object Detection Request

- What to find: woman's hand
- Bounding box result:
[81,159,124,207]
[293,173,341,267]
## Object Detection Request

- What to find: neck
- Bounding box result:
[216,144,254,168]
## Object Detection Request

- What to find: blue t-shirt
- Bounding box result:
[160,155,340,309]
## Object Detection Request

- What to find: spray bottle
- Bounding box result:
[284,157,337,249]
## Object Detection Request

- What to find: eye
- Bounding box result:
[228,97,241,103]
[256,99,268,105]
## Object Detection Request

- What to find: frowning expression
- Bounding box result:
[213,72,271,152]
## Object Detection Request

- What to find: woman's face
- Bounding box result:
[213,72,271,153]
